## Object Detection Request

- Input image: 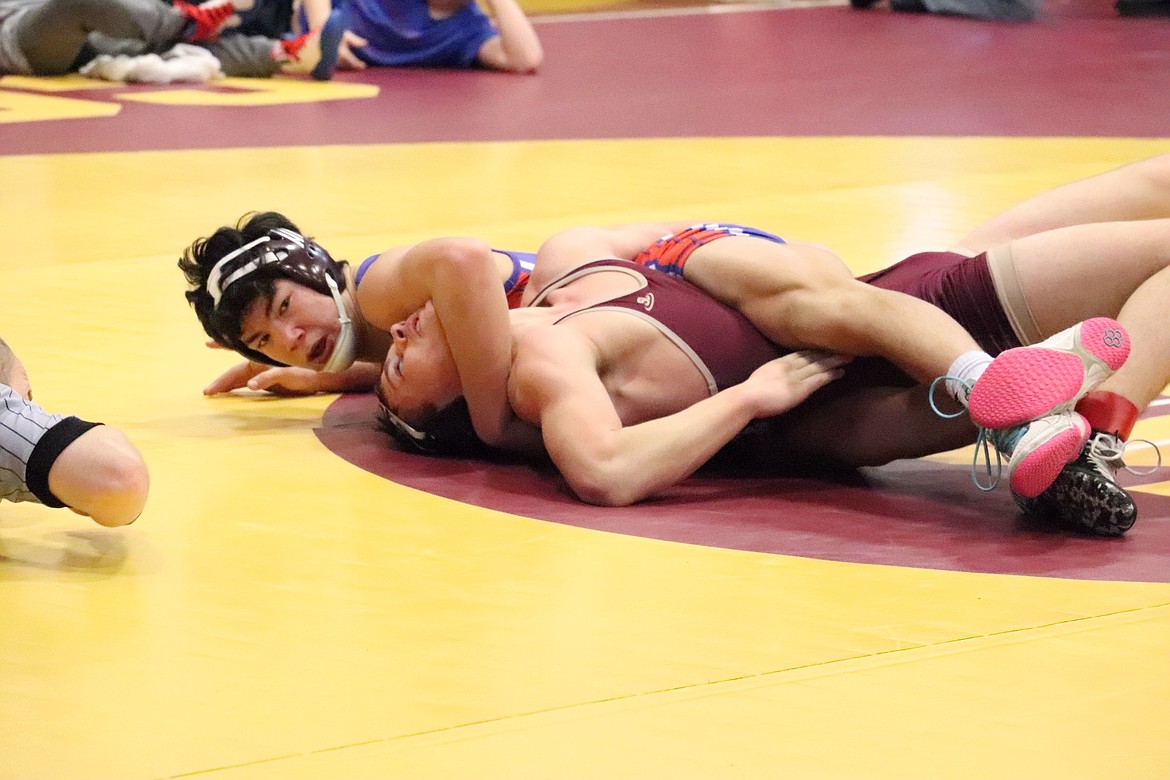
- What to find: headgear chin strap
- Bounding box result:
[321,275,357,373]
[377,398,487,458]
[379,405,437,453]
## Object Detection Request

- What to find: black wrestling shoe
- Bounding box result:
[1013,431,1137,537]
[850,0,880,7]
[1117,0,1170,16]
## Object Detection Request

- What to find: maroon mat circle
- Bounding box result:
[318,394,1170,583]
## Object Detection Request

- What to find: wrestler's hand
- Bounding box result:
[203,361,323,396]
[744,351,849,418]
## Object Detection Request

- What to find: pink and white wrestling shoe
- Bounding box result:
[967,317,1130,430]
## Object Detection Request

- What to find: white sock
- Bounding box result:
[945,350,994,406]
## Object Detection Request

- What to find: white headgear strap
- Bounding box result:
[205,229,307,308]
[320,274,357,373]
[381,406,431,445]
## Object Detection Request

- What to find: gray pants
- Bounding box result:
[921,0,1043,21]
[12,0,281,76]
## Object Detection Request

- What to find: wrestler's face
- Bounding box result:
[378,302,462,424]
[238,279,347,369]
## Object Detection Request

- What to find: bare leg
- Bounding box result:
[682,236,984,384]
[767,367,977,467]
[958,154,1170,254]
[989,218,1170,535]
[1003,218,1170,411]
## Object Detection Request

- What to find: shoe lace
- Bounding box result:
[971,425,1024,492]
[1086,431,1162,477]
[929,375,1013,492]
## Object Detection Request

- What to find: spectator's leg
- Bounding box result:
[917,0,1042,20]
[14,0,189,75]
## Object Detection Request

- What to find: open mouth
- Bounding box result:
[309,335,330,365]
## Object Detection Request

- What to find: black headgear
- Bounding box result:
[201,228,346,366]
[377,399,489,458]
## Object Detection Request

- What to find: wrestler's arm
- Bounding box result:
[475,0,543,73]
[203,358,382,396]
[355,240,523,326]
[48,425,149,527]
[510,333,845,506]
[364,238,519,446]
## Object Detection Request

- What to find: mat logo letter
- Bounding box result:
[0,76,376,125]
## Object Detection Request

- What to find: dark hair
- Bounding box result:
[376,397,492,458]
[177,211,347,366]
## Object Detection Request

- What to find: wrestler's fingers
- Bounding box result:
[247,367,296,393]
[246,366,322,396]
[788,349,851,370]
[203,361,262,395]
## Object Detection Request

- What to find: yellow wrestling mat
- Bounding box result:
[1,134,1169,778]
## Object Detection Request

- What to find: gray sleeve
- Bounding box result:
[0,384,100,507]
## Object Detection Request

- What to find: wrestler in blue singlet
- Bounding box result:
[355,248,535,307]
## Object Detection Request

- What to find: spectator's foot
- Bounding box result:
[277,9,346,81]
[176,0,255,43]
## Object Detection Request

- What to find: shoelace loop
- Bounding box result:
[1090,434,1163,477]
[929,375,1010,491]
[927,375,970,419]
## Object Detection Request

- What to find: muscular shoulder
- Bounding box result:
[352,246,410,322]
[508,326,597,419]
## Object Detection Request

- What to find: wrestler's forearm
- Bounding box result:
[425,243,516,446]
[547,387,758,507]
